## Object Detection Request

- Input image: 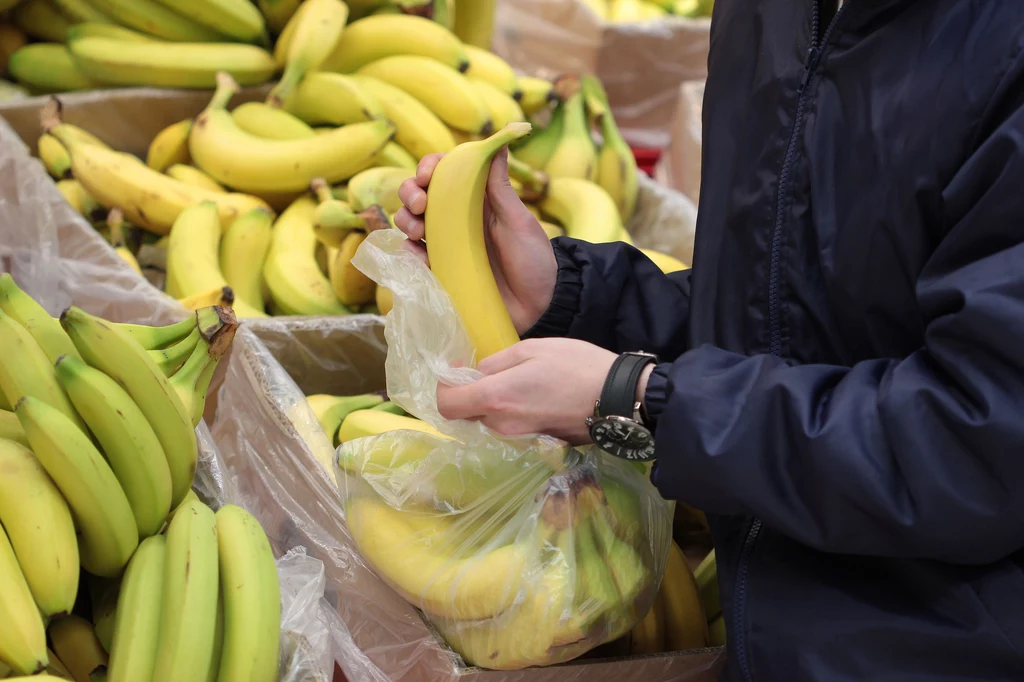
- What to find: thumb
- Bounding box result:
[485,146,522,220]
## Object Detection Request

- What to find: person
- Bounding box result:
[395,1,1024,679]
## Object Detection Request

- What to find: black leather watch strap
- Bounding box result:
[599,352,658,419]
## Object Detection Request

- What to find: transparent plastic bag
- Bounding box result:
[340,228,674,670]
[654,80,705,207]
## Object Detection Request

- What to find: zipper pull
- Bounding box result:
[800,46,820,90]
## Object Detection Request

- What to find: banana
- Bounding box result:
[463,45,519,96]
[347,166,414,213]
[371,400,405,415]
[373,142,418,169]
[8,44,100,93]
[45,648,75,680]
[0,408,27,444]
[207,590,225,682]
[322,14,468,74]
[153,499,220,682]
[68,38,278,88]
[540,220,564,238]
[359,55,492,134]
[708,614,726,647]
[52,0,113,24]
[106,535,165,682]
[352,75,457,158]
[629,591,666,654]
[85,0,225,42]
[337,409,445,448]
[306,393,384,445]
[540,177,625,244]
[661,540,709,651]
[516,76,557,116]
[61,306,198,509]
[11,0,71,43]
[423,123,531,359]
[49,617,107,682]
[572,515,631,638]
[694,548,721,621]
[0,439,78,618]
[65,22,156,42]
[177,286,235,312]
[105,209,143,276]
[15,397,139,577]
[643,249,689,273]
[375,285,394,315]
[0,274,80,364]
[0,310,85,432]
[0,23,28,74]
[86,577,119,654]
[167,323,237,428]
[543,86,598,181]
[453,0,495,49]
[0,523,48,676]
[269,0,310,63]
[311,179,389,247]
[165,164,226,193]
[264,195,349,315]
[45,115,271,236]
[147,119,192,171]
[268,0,349,107]
[346,494,528,619]
[112,315,197,351]
[190,73,395,193]
[511,102,564,169]
[471,79,526,131]
[38,134,72,180]
[585,75,639,222]
[57,179,103,221]
[282,71,386,126]
[56,355,174,539]
[220,207,274,314]
[215,505,281,682]
[149,0,265,43]
[328,231,376,306]
[164,201,225,297]
[257,0,303,33]
[231,101,315,139]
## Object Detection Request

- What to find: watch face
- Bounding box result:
[590,416,656,462]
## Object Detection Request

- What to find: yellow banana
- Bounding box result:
[46,116,270,236]
[57,179,103,221]
[0,439,78,619]
[49,616,108,682]
[106,535,165,682]
[453,0,495,49]
[165,164,226,193]
[11,0,71,43]
[471,79,526,131]
[231,101,315,140]
[347,166,414,213]
[629,591,666,654]
[0,274,80,365]
[85,0,225,41]
[282,71,387,126]
[16,397,138,578]
[540,177,625,244]
[516,75,557,116]
[38,134,71,180]
[337,408,444,445]
[269,0,311,63]
[147,119,192,171]
[164,201,223,299]
[191,73,395,193]
[322,13,468,74]
[68,38,278,88]
[358,55,492,134]
[0,408,27,445]
[264,195,349,315]
[207,589,225,682]
[328,231,375,306]
[105,209,144,276]
[149,0,265,43]
[539,220,564,238]
[708,614,727,647]
[661,540,709,651]
[268,0,349,106]
[346,494,528,620]
[45,648,74,680]
[463,44,518,96]
[257,0,303,33]
[544,87,598,181]
[423,123,531,359]
[220,207,274,313]
[375,285,394,315]
[65,22,156,42]
[306,393,384,445]
[56,355,174,539]
[0,522,48,676]
[694,548,721,621]
[52,0,113,23]
[214,505,281,682]
[643,249,689,274]
[585,75,640,222]
[8,44,100,93]
[352,75,457,158]
[61,307,198,508]
[373,141,418,169]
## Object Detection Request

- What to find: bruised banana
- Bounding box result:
[306,393,384,445]
[283,71,386,126]
[321,13,468,73]
[48,615,108,682]
[191,73,395,193]
[220,207,274,313]
[231,102,315,140]
[424,123,531,359]
[268,0,349,106]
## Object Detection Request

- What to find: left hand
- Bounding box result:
[436,338,618,444]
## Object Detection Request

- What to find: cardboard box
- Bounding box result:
[493,0,710,149]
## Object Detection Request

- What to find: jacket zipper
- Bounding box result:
[735,3,848,682]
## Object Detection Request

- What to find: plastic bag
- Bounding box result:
[341,228,674,670]
[654,80,705,206]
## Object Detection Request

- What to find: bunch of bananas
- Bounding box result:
[580,0,713,22]
[0,275,282,682]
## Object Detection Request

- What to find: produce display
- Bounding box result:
[0,275,282,681]
[580,0,713,21]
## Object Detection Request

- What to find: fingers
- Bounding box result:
[394,206,425,241]
[397,179,427,216]
[436,382,488,422]
[399,238,429,266]
[476,343,528,377]
[416,153,444,187]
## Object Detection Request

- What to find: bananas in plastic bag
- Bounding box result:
[340,217,674,670]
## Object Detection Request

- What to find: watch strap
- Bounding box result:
[599,353,657,419]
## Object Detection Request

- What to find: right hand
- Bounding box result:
[394,147,558,335]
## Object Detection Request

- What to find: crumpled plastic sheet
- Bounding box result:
[0,114,345,682]
[493,0,711,149]
[654,80,705,206]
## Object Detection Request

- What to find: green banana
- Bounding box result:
[85,0,226,41]
[52,0,115,24]
[86,576,120,653]
[0,274,80,363]
[149,0,266,42]
[112,314,197,351]
[306,393,385,445]
[8,43,100,94]
[107,534,165,682]
[147,326,201,376]
[0,409,28,445]
[511,98,566,169]
[167,307,238,428]
[0,523,48,676]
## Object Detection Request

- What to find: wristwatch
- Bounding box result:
[586,351,658,461]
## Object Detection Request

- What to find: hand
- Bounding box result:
[436,338,618,444]
[394,147,558,334]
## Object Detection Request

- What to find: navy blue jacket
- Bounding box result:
[527,1,1024,679]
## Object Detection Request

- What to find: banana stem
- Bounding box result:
[38,96,63,135]
[310,178,334,204]
[507,156,549,201]
[207,72,241,112]
[106,208,127,248]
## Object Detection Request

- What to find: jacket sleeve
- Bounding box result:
[523,238,691,360]
[647,81,1024,565]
